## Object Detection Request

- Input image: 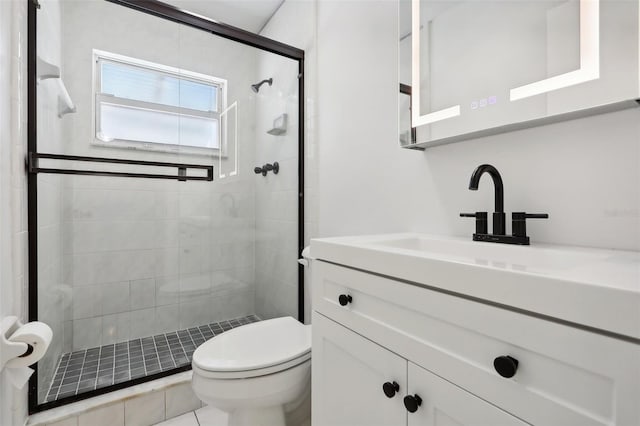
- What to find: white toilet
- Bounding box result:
[191,316,312,426]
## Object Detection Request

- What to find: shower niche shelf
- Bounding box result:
[37,56,76,117]
[267,114,288,136]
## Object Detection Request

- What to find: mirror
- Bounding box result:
[399,84,417,145]
[399,0,640,149]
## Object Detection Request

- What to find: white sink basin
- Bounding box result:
[367,236,608,273]
[310,233,640,340]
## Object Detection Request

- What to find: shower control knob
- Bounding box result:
[493,355,519,378]
[338,294,352,306]
[382,381,400,398]
[403,394,422,413]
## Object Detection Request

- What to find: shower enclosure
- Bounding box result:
[28,0,304,412]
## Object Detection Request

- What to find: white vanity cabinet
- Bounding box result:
[313,312,527,426]
[406,361,527,426]
[311,260,640,426]
[312,313,406,426]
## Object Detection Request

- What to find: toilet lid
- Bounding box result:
[192,316,311,374]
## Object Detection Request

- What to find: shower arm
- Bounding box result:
[251,78,273,93]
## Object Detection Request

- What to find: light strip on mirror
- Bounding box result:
[411,0,460,127]
[510,0,600,101]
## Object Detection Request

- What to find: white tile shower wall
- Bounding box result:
[316,0,640,252]
[0,0,29,424]
[35,0,69,402]
[51,0,259,354]
[255,0,317,322]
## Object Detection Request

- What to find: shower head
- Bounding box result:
[251,78,273,93]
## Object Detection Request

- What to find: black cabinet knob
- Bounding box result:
[382,381,399,398]
[403,394,422,413]
[493,355,519,378]
[338,294,352,306]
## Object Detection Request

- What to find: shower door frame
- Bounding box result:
[27,0,306,413]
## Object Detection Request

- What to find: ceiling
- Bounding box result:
[164,0,284,34]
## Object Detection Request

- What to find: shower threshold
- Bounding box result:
[44,314,260,403]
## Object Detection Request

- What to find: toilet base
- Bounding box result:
[228,406,285,426]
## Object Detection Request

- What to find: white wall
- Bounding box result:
[317,0,640,252]
[0,0,29,424]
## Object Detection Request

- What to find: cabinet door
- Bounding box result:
[312,312,407,426]
[407,362,528,426]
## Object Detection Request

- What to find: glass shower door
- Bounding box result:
[32,0,302,410]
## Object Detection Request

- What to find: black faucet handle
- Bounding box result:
[460,212,488,218]
[512,212,549,220]
[512,212,549,238]
[460,212,488,234]
[524,213,549,219]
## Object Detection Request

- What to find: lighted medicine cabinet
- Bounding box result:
[398,0,640,149]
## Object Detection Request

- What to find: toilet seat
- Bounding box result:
[192,316,311,380]
[193,352,311,379]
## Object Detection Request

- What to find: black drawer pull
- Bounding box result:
[338,294,352,306]
[403,394,422,413]
[494,355,519,378]
[382,381,399,398]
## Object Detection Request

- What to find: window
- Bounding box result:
[93,50,227,155]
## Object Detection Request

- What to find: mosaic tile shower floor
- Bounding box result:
[44,315,260,402]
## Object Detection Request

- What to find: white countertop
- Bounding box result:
[310,233,640,341]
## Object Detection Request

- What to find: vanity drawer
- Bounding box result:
[312,260,640,426]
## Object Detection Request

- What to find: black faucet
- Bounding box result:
[253,162,279,176]
[461,164,548,245]
[468,164,505,235]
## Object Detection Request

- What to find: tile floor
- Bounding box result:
[45,315,260,403]
[154,405,228,426]
[155,405,312,426]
